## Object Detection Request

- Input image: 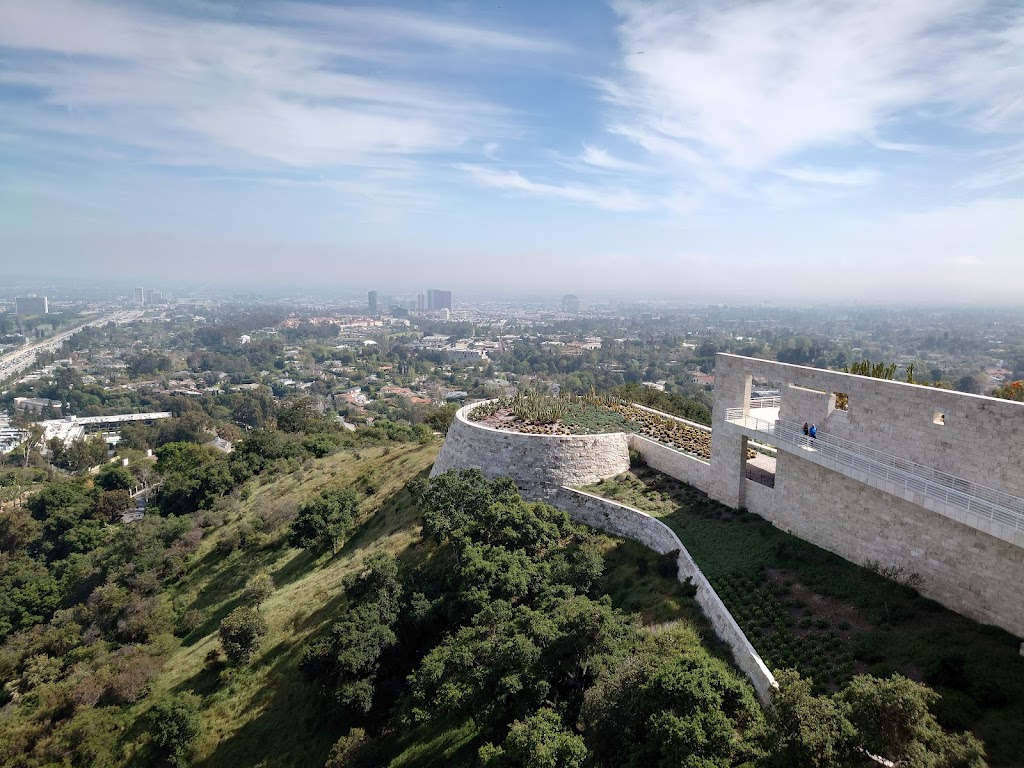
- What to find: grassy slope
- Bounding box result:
[151,443,438,768]
[583,468,1024,766]
[140,447,725,768]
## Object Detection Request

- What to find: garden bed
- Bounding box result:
[580,467,1024,765]
[467,393,724,459]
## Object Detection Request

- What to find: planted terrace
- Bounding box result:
[467,391,717,459]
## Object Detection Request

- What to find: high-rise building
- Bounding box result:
[14,296,48,315]
[417,293,425,311]
[562,294,580,313]
[426,289,452,311]
[144,288,164,305]
[368,291,378,314]
[134,287,145,306]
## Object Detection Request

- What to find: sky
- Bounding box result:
[1,0,1023,302]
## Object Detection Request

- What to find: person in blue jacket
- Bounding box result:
[809,424,817,440]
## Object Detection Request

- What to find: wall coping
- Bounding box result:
[717,352,1024,408]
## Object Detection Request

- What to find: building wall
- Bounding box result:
[714,354,1024,497]
[713,354,1024,639]
[430,403,630,499]
[742,452,1024,638]
[14,296,48,315]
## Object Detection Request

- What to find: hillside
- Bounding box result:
[152,443,440,767]
[1,437,990,768]
[1,440,717,768]
[158,445,723,767]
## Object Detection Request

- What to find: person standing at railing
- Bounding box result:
[809,424,817,443]
[803,422,809,436]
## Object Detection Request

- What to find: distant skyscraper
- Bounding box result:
[134,287,145,306]
[368,290,378,314]
[14,296,48,315]
[417,292,425,311]
[562,294,580,313]
[426,289,452,310]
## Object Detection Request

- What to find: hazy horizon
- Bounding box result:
[2,0,1023,302]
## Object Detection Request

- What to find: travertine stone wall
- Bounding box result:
[430,403,630,500]
[714,354,1024,639]
[555,487,777,705]
[715,354,1024,496]
[744,453,1024,637]
[628,434,711,493]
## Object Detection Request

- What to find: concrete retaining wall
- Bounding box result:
[555,487,778,705]
[628,434,711,493]
[431,403,631,500]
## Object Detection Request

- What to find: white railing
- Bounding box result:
[725,413,1024,533]
[749,396,781,409]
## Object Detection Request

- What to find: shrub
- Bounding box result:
[219,607,268,666]
[145,692,202,768]
[175,609,205,638]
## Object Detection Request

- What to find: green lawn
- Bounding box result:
[582,468,1024,766]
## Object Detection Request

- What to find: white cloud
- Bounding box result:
[605,0,1024,174]
[777,167,880,186]
[962,142,1024,189]
[578,144,650,173]
[261,3,567,55]
[0,0,551,170]
[457,164,652,212]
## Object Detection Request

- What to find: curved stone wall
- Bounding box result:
[430,402,631,499]
[555,487,777,706]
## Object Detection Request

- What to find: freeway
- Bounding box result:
[0,310,142,383]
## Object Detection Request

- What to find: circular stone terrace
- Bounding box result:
[430,396,720,498]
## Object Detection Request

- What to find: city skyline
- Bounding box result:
[1,1,1023,301]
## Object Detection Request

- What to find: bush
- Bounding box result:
[175,609,204,638]
[289,487,360,555]
[242,573,274,609]
[145,692,202,767]
[219,607,268,666]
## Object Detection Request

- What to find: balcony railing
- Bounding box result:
[749,396,782,409]
[724,412,1024,534]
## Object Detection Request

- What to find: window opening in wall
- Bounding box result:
[745,441,776,489]
[933,412,945,426]
[832,392,849,411]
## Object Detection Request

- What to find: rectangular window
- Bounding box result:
[832,392,849,411]
[933,412,945,426]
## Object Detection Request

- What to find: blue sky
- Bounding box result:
[1,0,1023,301]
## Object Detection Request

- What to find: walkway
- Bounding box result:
[724,410,1024,548]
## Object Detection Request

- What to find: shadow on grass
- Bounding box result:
[191,652,339,768]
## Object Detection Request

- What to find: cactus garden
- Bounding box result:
[467,391,720,459]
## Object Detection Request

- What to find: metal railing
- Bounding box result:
[749,396,782,409]
[725,413,1024,533]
